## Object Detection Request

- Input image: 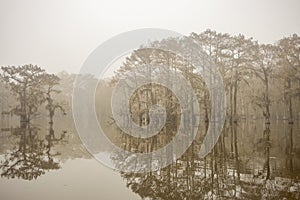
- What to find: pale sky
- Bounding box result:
[0,0,299,74]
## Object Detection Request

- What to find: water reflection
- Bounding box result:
[0,116,299,199]
[0,123,65,180]
[116,122,300,199]
[0,113,91,180]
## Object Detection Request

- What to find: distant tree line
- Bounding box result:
[112,30,300,125]
[1,30,299,127]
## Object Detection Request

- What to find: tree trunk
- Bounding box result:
[265,76,270,124]
[233,70,238,123]
[264,124,271,180]
[287,80,293,124]
[229,85,233,124]
[233,124,240,182]
[20,90,28,128]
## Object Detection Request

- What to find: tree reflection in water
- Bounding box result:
[113,122,300,200]
[0,123,66,180]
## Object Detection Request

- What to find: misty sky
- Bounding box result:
[0,0,299,74]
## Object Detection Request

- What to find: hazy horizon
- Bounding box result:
[1,0,300,74]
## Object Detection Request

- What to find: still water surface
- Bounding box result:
[0,116,299,200]
[0,158,140,200]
